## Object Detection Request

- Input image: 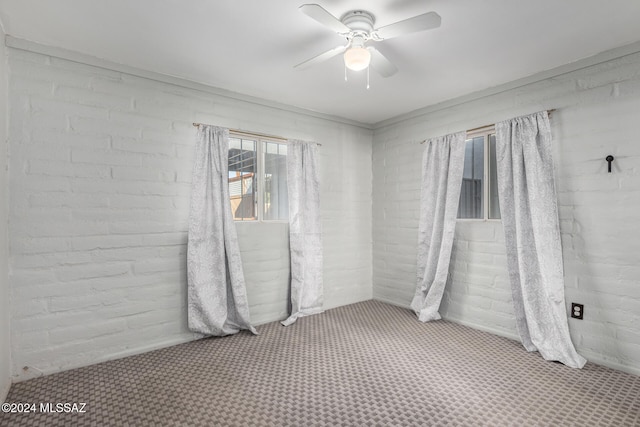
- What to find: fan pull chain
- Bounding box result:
[367,66,370,89]
[344,64,348,82]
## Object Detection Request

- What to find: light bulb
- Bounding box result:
[344,47,371,71]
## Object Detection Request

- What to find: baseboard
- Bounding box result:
[12,333,200,382]
[372,298,522,343]
[372,298,640,376]
[1,376,10,402]
[11,303,368,382]
[12,300,639,382]
[441,315,521,342]
[443,316,640,376]
[577,350,640,377]
[372,296,412,310]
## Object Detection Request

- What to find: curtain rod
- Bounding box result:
[421,109,556,144]
[192,122,322,146]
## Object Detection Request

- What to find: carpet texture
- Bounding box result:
[1,300,639,426]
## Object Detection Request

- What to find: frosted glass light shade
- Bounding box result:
[344,47,371,71]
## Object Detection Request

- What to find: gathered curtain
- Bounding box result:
[187,125,257,336]
[411,132,466,322]
[496,111,585,368]
[282,140,323,326]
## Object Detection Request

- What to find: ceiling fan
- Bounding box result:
[294,4,441,78]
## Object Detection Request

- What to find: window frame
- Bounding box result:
[229,131,289,223]
[457,126,500,222]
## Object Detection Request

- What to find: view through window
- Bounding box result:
[228,134,288,221]
[458,131,500,220]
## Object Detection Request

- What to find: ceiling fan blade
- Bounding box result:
[375,12,441,40]
[294,45,347,70]
[299,4,350,33]
[368,47,398,78]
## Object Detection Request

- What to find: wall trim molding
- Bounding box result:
[7,35,640,133]
[372,298,640,377]
[11,334,198,382]
[0,377,10,402]
[442,315,521,342]
[5,35,373,131]
[444,315,640,376]
[9,313,289,382]
[373,39,640,130]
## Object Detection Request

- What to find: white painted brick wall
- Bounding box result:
[373,52,640,375]
[8,47,373,380]
[0,29,11,401]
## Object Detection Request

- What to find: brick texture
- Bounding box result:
[8,48,373,380]
[372,52,640,376]
[7,39,640,383]
[0,29,11,402]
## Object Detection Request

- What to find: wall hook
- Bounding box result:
[605,155,614,173]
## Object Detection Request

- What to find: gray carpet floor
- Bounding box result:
[1,300,639,426]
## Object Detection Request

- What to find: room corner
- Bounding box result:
[0,25,12,403]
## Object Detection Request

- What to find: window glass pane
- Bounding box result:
[263,141,288,221]
[458,136,484,219]
[228,138,257,221]
[488,134,501,219]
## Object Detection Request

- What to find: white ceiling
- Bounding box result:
[1,0,640,125]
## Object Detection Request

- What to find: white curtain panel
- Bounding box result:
[187,125,257,336]
[411,132,466,322]
[496,112,586,368]
[282,140,323,326]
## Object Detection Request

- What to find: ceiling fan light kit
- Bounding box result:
[295,4,441,84]
[344,38,371,71]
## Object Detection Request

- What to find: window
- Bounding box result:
[458,129,500,220]
[228,133,288,221]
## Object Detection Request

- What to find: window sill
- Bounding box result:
[234,220,289,224]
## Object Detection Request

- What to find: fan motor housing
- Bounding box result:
[341,10,375,33]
